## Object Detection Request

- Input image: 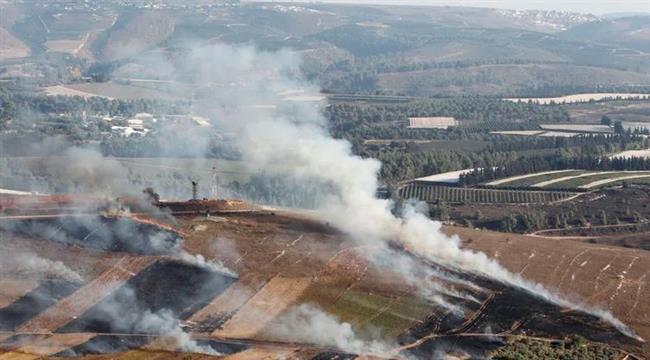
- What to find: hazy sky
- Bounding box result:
[262,0,650,15]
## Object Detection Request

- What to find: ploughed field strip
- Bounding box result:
[485,170,650,190]
[399,183,575,204]
[58,259,236,335]
[187,281,261,334]
[0,280,82,331]
[17,256,157,333]
[484,170,578,186]
[213,276,312,339]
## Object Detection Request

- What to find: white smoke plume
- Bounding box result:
[272,304,394,356]
[165,43,640,341]
[137,309,220,355]
[0,251,83,283]
[176,251,237,278]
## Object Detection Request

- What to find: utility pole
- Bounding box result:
[211,166,218,200]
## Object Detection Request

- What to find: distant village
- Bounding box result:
[103,112,212,137]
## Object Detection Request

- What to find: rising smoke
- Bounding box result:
[272,304,393,355]
[0,250,83,283]
[159,43,640,341]
[2,39,641,355]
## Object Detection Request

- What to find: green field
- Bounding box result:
[298,284,432,339]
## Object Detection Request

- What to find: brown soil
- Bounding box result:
[16,334,96,356]
[212,276,312,339]
[222,346,299,360]
[449,225,650,353]
[0,281,38,309]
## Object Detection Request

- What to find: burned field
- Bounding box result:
[59,259,237,335]
[0,205,647,359]
[0,216,182,255]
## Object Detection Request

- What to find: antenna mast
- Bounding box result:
[191,180,198,201]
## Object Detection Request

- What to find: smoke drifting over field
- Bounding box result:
[1,40,641,355]
[154,43,640,341]
[0,250,83,283]
[273,304,393,355]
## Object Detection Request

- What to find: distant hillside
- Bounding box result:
[376,63,650,97]
[494,9,598,31]
[2,2,649,97]
[561,16,650,52]
[96,10,176,61]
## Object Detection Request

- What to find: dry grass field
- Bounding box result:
[0,28,30,60]
[407,117,458,129]
[451,225,650,349]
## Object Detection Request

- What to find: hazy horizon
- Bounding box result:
[248,0,650,15]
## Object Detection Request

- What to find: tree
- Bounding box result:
[600,115,612,126]
[614,121,625,134]
[142,187,160,204]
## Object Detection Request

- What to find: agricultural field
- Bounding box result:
[491,130,582,138]
[399,183,575,204]
[1,208,647,358]
[44,85,111,99]
[407,117,457,129]
[567,100,650,124]
[413,169,480,184]
[485,170,581,187]
[43,82,182,100]
[504,93,650,105]
[45,39,85,54]
[0,28,30,60]
[539,124,612,133]
[487,170,650,190]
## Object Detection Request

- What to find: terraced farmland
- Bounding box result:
[399,183,575,204]
[488,170,650,190]
[486,170,585,188]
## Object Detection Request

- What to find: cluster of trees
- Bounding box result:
[326,98,570,144]
[226,173,338,209]
[491,337,619,360]
[99,136,238,159]
[1,90,188,119]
